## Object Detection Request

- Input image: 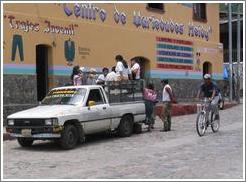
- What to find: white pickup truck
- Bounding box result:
[6,83,146,149]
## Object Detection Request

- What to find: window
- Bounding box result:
[181,3,193,8]
[86,89,104,106]
[147,3,164,12]
[193,3,206,21]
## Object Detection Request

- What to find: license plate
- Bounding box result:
[21,129,32,137]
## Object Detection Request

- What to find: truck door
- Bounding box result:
[83,88,111,134]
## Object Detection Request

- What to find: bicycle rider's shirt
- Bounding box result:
[200,82,219,98]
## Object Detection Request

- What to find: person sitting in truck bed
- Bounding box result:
[71,65,83,86]
[106,66,117,82]
[79,66,88,85]
[87,68,97,85]
[96,67,109,85]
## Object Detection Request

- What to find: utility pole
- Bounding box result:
[228,4,233,102]
[236,4,241,103]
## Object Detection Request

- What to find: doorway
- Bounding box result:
[203,61,212,76]
[130,56,150,79]
[36,45,50,101]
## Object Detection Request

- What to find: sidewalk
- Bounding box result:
[155,100,238,117]
[3,101,239,141]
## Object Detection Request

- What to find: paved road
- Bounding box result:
[3,104,244,179]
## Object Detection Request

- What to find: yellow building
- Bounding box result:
[3,3,223,120]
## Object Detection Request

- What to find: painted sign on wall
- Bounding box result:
[5,15,78,35]
[156,37,194,71]
[63,3,107,22]
[61,3,213,41]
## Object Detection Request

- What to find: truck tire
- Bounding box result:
[133,123,142,134]
[118,115,134,137]
[17,138,34,147]
[60,125,78,149]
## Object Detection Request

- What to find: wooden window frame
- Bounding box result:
[146,3,165,13]
[193,3,207,22]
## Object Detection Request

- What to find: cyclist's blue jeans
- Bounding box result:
[211,96,220,115]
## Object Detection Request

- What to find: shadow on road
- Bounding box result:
[11,129,149,152]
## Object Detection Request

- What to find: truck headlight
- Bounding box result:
[8,119,14,126]
[45,118,58,126]
[45,119,52,125]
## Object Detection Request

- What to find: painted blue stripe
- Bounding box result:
[212,73,223,80]
[156,43,193,52]
[49,69,71,76]
[145,70,203,79]
[157,57,193,64]
[157,50,193,58]
[3,67,36,75]
[4,64,103,76]
[145,70,223,80]
[3,64,223,80]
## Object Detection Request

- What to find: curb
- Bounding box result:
[3,102,239,141]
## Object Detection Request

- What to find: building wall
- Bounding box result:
[3,3,224,123]
[3,3,223,76]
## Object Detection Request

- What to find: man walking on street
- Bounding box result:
[160,79,175,132]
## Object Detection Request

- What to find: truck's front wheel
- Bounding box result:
[118,115,134,137]
[17,138,34,147]
[60,125,78,149]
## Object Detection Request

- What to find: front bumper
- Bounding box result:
[6,125,63,139]
[9,133,61,138]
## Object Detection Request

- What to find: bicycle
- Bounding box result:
[196,98,220,137]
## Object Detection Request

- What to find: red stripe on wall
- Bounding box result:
[156,37,193,46]
[157,63,193,70]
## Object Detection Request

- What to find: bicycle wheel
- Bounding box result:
[211,112,220,132]
[196,112,206,137]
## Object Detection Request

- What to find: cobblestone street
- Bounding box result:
[3,104,244,179]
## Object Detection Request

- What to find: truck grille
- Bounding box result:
[14,119,45,126]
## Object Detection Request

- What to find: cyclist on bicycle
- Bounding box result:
[196,74,220,120]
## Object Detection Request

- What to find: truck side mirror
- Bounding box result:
[88,101,96,107]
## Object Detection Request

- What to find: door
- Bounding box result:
[36,45,49,101]
[203,61,212,76]
[83,88,111,134]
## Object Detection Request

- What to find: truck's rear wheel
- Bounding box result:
[60,125,78,149]
[17,138,34,147]
[118,115,133,137]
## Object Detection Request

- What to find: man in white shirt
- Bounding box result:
[130,58,140,80]
[96,67,109,85]
[160,79,175,132]
[106,66,117,81]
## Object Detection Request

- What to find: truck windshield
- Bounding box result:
[41,88,86,105]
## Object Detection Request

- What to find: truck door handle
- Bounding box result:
[103,107,107,110]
